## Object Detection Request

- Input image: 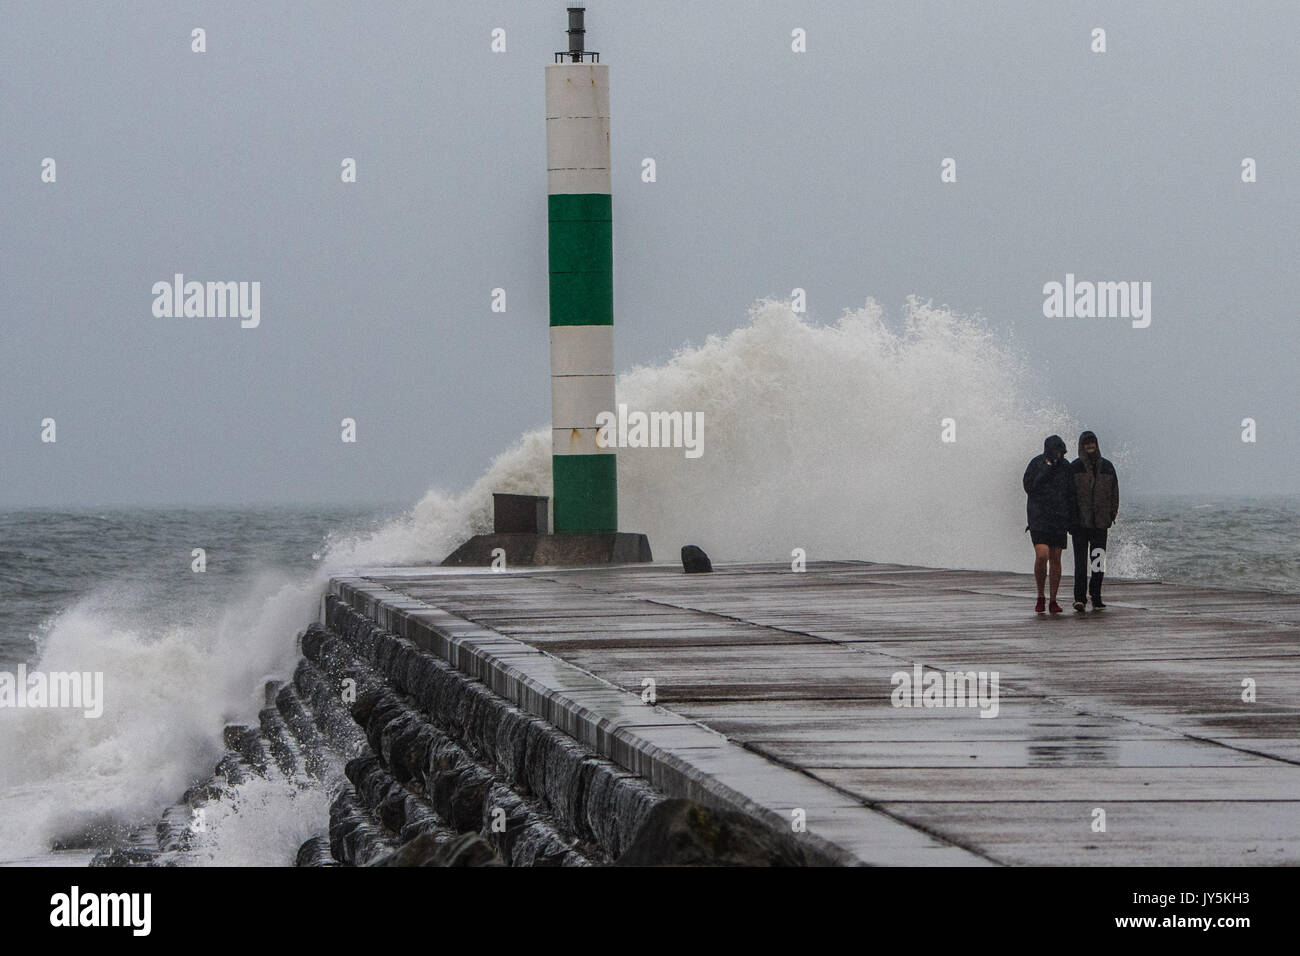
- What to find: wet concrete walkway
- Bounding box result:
[328,562,1300,865]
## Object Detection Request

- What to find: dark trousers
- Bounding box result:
[1071,527,1109,604]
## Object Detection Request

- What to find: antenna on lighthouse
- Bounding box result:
[556,4,598,62]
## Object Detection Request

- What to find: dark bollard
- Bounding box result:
[681,545,712,573]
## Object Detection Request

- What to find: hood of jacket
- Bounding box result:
[1044,434,1067,460]
[1077,429,1100,463]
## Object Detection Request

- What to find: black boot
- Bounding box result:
[1090,573,1106,609]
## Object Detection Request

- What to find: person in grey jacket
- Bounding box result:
[1070,430,1119,611]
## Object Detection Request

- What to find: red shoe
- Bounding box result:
[1034,596,1046,613]
[1049,601,1063,614]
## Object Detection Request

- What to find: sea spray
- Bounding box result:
[0,571,321,860]
[181,773,334,867]
[339,297,1148,576]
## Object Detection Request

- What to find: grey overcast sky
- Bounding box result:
[3,0,1297,507]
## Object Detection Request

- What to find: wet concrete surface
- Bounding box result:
[334,561,1300,865]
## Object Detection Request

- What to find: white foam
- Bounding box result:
[181,773,335,867]
[338,298,1149,576]
[0,571,320,859]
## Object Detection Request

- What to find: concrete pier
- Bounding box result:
[329,561,1300,866]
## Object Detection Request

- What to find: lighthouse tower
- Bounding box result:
[546,5,616,533]
[442,5,649,566]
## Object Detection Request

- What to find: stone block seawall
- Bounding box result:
[310,595,668,865]
[91,588,821,867]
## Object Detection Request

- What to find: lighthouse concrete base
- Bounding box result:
[441,532,652,568]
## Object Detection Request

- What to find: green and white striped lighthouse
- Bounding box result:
[442,6,649,566]
[547,5,616,534]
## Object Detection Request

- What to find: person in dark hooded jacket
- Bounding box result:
[1023,435,1076,614]
[1070,430,1119,610]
